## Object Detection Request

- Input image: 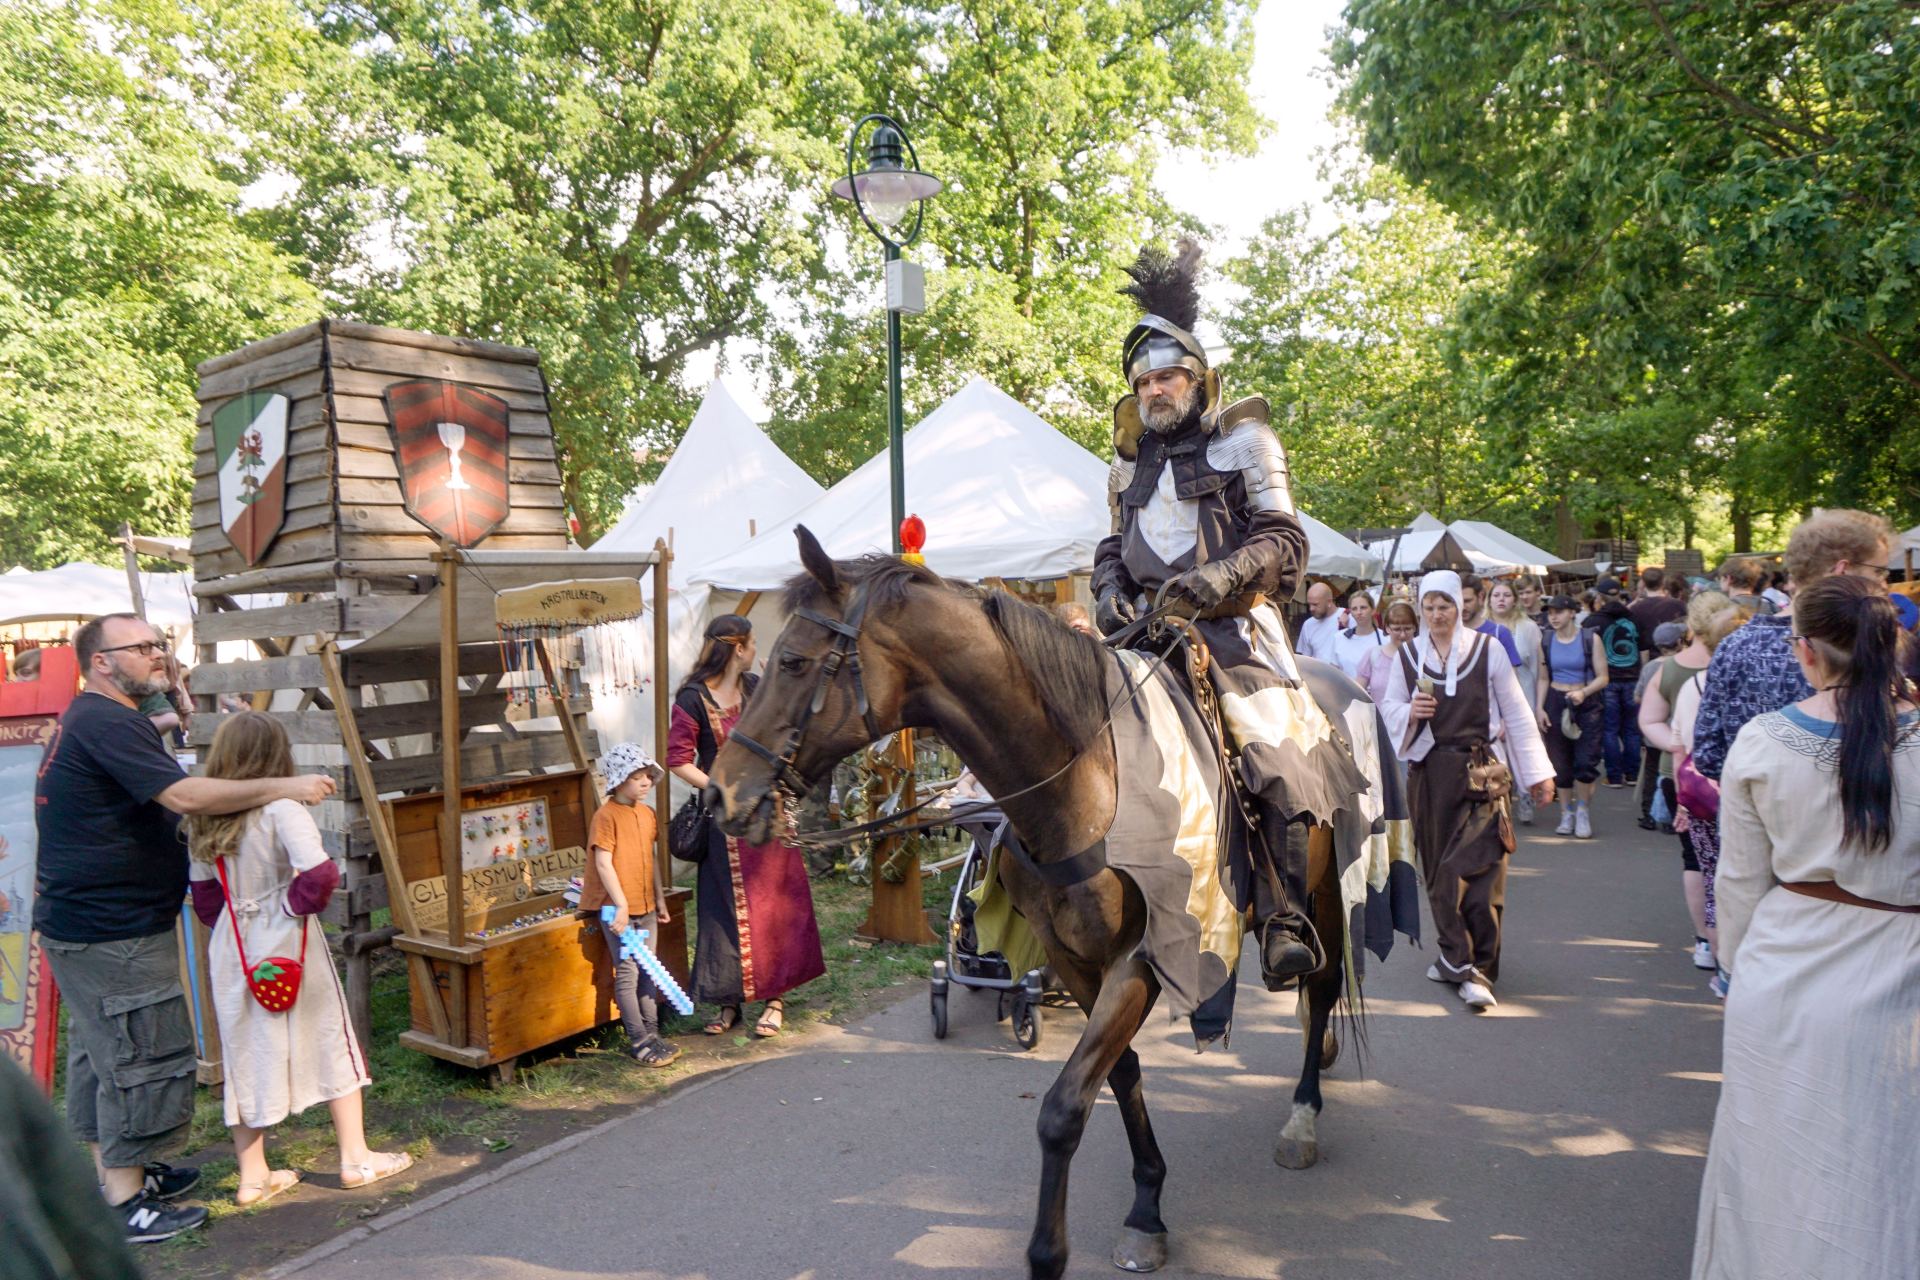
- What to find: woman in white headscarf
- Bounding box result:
[1380,571,1556,1011]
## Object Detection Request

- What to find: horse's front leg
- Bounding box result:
[1107,1043,1170,1272]
[1028,957,1156,1280]
[1275,960,1335,1169]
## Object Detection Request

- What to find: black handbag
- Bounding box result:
[667,687,721,862]
[669,793,712,863]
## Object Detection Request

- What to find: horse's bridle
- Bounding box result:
[725,590,885,803]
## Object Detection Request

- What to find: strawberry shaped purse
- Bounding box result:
[215,857,307,1013]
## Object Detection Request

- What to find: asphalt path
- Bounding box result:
[278,787,1723,1279]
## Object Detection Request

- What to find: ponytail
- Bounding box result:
[1795,577,1904,853]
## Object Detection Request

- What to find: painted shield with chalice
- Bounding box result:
[383,378,513,547]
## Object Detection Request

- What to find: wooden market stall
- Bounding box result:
[186,321,678,1078]
[340,546,685,1081]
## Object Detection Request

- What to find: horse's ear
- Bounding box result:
[795,525,840,597]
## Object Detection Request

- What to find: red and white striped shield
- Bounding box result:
[213,391,290,565]
[383,379,513,547]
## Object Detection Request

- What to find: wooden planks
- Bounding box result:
[191,599,343,644]
[364,731,596,796]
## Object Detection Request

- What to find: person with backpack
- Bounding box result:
[1582,577,1644,787]
[1537,595,1610,838]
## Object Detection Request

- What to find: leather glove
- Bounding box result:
[1167,560,1241,612]
[1093,588,1137,637]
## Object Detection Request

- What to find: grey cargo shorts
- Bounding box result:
[41,928,196,1168]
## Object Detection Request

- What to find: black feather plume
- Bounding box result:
[1119,238,1204,333]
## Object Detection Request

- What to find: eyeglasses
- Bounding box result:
[1785,633,1806,648]
[96,640,169,658]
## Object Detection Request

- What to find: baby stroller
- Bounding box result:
[929,810,1059,1051]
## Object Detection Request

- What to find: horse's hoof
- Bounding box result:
[1273,1137,1320,1170]
[1112,1227,1169,1272]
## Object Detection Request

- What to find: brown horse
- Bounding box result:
[706,529,1357,1279]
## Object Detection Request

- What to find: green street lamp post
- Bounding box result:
[829,115,941,553]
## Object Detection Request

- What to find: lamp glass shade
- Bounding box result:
[829,168,943,231]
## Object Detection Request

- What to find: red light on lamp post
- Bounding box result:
[900,514,927,564]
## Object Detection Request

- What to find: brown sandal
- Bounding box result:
[753,1000,784,1038]
[703,1004,742,1035]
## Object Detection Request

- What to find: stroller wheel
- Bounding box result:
[1012,996,1042,1051]
[930,961,949,1040]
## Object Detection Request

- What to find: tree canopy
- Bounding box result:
[1332,0,1920,547]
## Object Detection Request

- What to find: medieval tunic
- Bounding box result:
[1691,708,1920,1280]
[667,682,824,1007]
[1380,630,1553,986]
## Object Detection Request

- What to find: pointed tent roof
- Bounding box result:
[689,377,1108,589]
[593,380,823,576]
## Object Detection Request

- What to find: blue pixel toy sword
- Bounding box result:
[600,905,694,1015]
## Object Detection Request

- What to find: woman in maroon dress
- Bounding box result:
[666,615,824,1037]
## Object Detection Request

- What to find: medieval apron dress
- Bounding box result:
[189,801,369,1129]
[668,681,825,1008]
[1400,633,1517,986]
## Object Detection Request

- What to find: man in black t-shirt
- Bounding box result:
[34,614,333,1245]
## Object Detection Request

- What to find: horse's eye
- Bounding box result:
[779,652,810,675]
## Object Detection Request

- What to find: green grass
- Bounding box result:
[152,863,953,1172]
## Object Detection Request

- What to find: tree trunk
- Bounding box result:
[1554,494,1581,560]
[1731,500,1753,554]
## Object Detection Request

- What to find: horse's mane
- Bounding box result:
[781,556,1107,753]
[980,592,1108,753]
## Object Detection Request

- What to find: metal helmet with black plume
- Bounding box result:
[1120,239,1207,387]
[1114,238,1224,456]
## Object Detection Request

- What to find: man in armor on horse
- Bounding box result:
[1091,240,1373,989]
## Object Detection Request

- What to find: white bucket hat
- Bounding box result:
[601,742,663,793]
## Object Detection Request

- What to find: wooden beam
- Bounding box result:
[192,598,343,644]
[318,643,418,937]
[653,539,673,873]
[437,542,467,965]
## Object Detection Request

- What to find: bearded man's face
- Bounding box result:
[1137,368,1199,432]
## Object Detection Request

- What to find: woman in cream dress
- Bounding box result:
[1692,576,1919,1279]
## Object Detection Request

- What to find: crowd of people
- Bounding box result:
[1300,508,1914,1279]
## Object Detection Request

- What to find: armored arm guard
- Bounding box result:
[1091,456,1143,603]
[1205,418,1308,603]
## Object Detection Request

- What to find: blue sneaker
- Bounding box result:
[1709,970,1729,1000]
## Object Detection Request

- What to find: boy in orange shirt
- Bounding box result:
[581,743,680,1066]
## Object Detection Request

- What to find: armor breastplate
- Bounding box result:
[1119,427,1233,510]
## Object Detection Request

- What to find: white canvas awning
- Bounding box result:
[594,379,823,579]
[0,562,201,629]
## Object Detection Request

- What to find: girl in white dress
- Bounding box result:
[187,713,411,1206]
[1692,575,1920,1279]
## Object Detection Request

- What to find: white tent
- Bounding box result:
[689,377,1109,590]
[594,379,824,576]
[1449,520,1560,576]
[1367,513,1558,576]
[0,562,200,631]
[1297,513,1382,580]
[1885,524,1920,572]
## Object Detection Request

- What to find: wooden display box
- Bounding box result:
[387,769,688,1077]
